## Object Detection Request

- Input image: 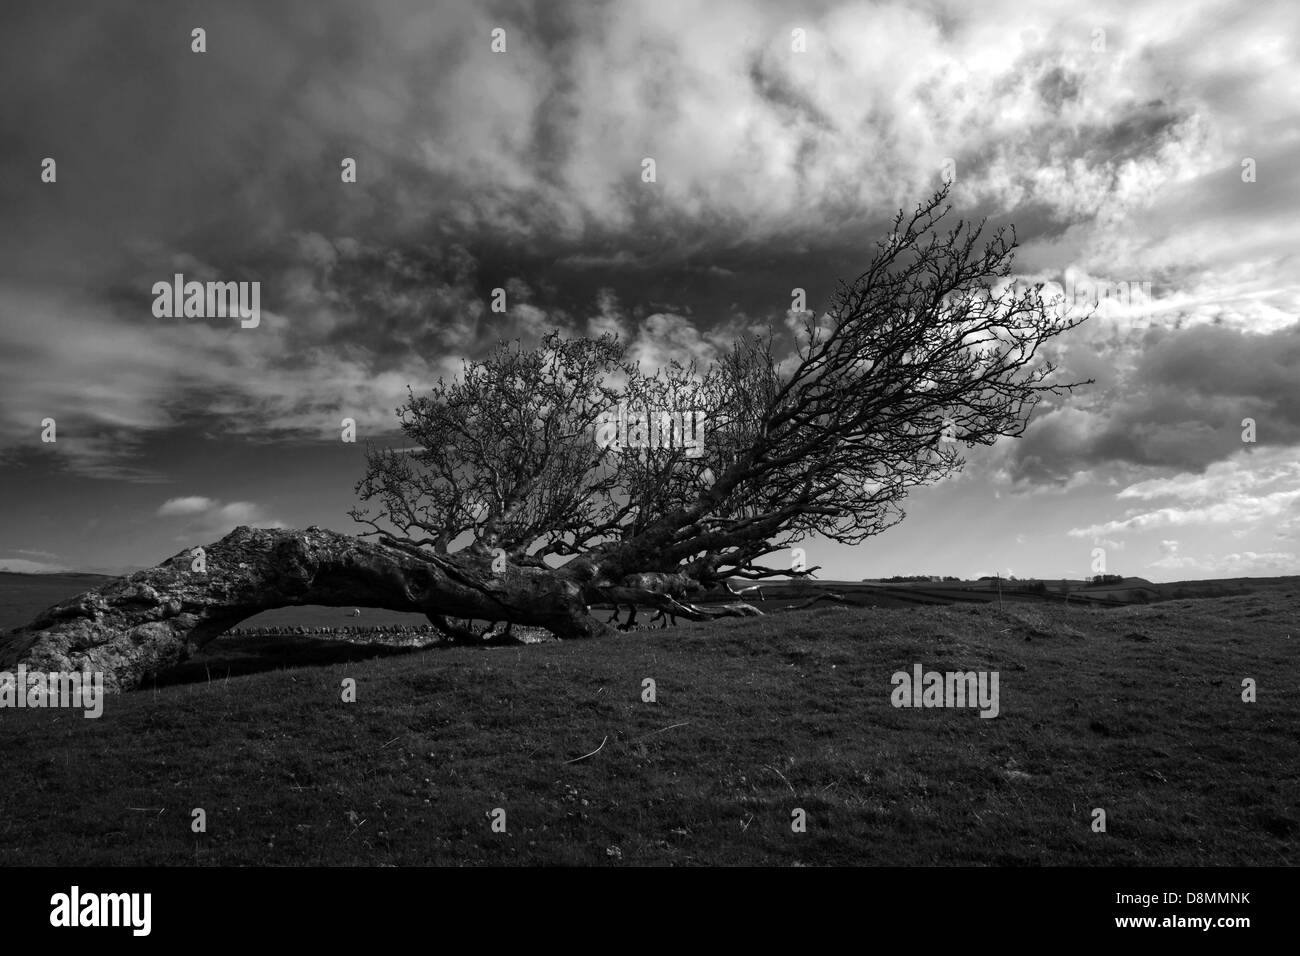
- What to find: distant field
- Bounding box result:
[851,576,1268,607]
[0,575,1296,866]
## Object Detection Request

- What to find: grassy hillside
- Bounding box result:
[1,588,1295,866]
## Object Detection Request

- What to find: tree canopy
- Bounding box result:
[351,183,1090,594]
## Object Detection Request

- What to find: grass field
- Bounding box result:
[1,574,1296,866]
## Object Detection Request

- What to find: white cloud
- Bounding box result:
[1118,447,1300,501]
[9,548,60,560]
[154,496,286,541]
[157,496,217,516]
[1069,489,1300,537]
[627,313,719,375]
[0,558,71,574]
[1070,446,1300,538]
[1151,549,1298,576]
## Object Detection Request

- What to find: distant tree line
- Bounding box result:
[977,577,1051,594]
[877,574,964,582]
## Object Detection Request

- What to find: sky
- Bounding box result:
[1,0,1297,582]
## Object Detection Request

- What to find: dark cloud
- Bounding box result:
[747,52,836,130]
[0,0,1296,578]
[1036,66,1081,109]
[1010,322,1300,482]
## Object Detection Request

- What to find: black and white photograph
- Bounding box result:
[0,0,1293,936]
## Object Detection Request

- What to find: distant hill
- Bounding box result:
[855,574,1298,606]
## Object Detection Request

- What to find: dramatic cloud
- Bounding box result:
[0,0,1294,578]
[1068,447,1300,540]
[1007,320,1300,485]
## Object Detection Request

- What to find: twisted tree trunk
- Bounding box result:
[0,525,763,692]
[0,526,603,692]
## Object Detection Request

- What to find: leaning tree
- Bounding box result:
[0,184,1090,690]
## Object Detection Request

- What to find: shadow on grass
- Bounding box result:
[146,633,435,689]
